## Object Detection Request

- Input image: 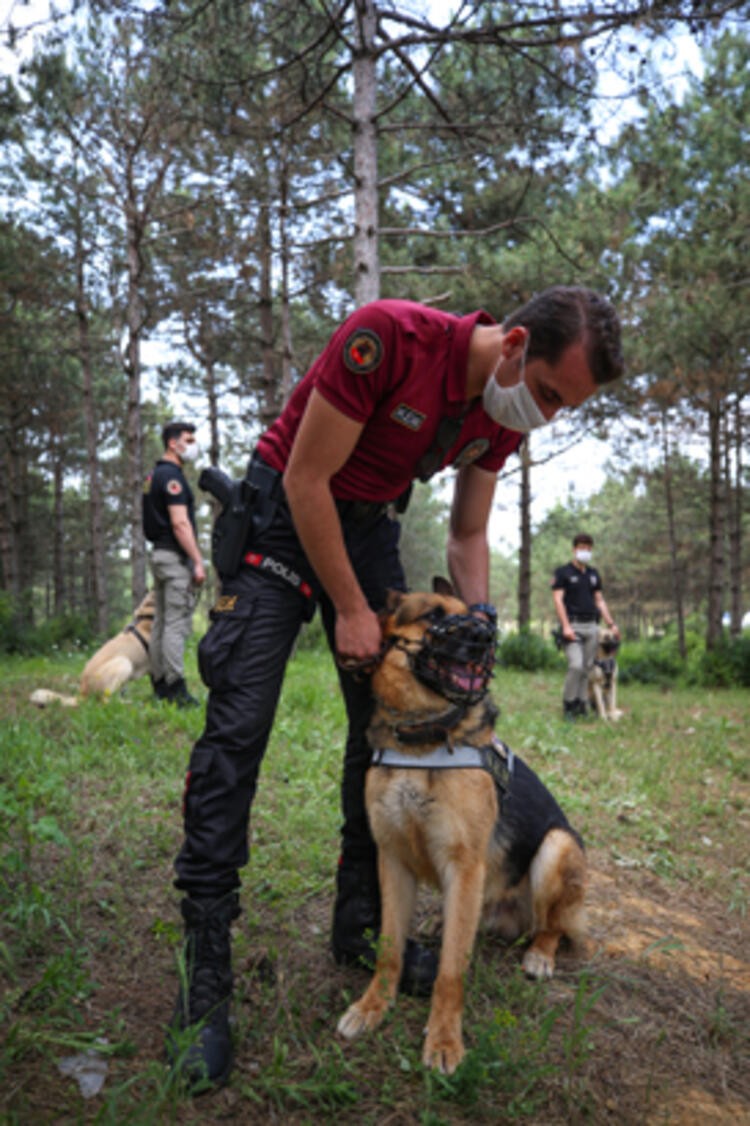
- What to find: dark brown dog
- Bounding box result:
[337,580,586,1074]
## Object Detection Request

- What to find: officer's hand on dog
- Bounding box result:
[335,605,382,671]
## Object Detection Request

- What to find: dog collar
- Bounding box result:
[371,736,513,791]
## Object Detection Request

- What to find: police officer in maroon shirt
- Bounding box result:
[166,287,623,1087]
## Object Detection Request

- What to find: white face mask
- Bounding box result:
[482,345,547,433]
[179,440,200,463]
[575,549,592,564]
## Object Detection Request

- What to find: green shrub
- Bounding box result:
[617,637,684,686]
[686,635,750,688]
[497,628,557,672]
[0,594,94,655]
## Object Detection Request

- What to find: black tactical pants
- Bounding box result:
[174,495,406,899]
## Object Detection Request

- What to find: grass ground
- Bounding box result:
[0,642,748,1124]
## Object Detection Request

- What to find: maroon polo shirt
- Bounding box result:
[257,299,523,502]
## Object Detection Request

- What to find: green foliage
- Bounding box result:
[618,630,750,689]
[0,593,95,655]
[617,636,688,686]
[686,635,750,689]
[497,628,558,672]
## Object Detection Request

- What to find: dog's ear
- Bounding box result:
[432,576,455,598]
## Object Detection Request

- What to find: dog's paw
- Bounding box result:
[337,1000,385,1040]
[522,948,555,980]
[422,1029,465,1075]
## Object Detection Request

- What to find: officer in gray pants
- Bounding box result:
[143,420,206,706]
[551,532,619,719]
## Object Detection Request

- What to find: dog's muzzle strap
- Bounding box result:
[371,736,513,791]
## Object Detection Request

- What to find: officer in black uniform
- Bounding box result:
[142,420,206,706]
[551,532,619,719]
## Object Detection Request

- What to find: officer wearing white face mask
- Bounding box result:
[143,420,206,706]
[552,533,619,719]
[165,288,625,1089]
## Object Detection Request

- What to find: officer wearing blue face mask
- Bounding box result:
[552,532,619,719]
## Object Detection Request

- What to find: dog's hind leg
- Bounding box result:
[337,855,416,1040]
[522,829,586,980]
[422,859,486,1075]
[82,657,134,698]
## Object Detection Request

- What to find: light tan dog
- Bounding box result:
[588,626,622,721]
[30,592,156,708]
[337,581,587,1075]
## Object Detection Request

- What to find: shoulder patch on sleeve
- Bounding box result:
[167,478,183,497]
[343,329,382,374]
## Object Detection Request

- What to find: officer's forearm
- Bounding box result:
[171,518,202,566]
[284,475,367,618]
[446,529,489,607]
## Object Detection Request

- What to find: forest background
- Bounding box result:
[1,0,748,680]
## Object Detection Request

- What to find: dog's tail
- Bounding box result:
[29,688,79,709]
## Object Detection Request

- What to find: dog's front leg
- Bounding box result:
[423,861,486,1075]
[591,682,606,720]
[337,855,416,1041]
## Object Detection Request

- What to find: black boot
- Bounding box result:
[563,699,578,721]
[163,678,200,709]
[151,675,167,700]
[331,861,437,997]
[575,698,589,718]
[166,893,240,1089]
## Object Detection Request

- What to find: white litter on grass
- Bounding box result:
[57,1039,109,1098]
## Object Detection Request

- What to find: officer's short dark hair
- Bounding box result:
[573,532,594,547]
[503,286,624,386]
[161,420,196,449]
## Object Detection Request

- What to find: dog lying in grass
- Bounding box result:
[588,626,622,721]
[29,592,156,708]
[337,579,587,1075]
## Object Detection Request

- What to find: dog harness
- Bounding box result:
[125,618,154,654]
[371,735,513,792]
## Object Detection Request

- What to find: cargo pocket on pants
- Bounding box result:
[197,593,257,692]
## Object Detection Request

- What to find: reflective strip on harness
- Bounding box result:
[243,551,313,599]
[371,737,513,790]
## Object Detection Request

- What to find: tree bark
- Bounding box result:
[75,185,109,634]
[660,413,686,659]
[705,384,726,650]
[517,438,531,630]
[352,0,380,306]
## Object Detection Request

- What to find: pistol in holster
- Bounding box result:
[198,465,255,577]
[199,455,283,578]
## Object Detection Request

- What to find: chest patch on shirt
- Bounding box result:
[343,329,382,374]
[391,403,426,431]
[167,479,184,497]
[453,437,490,467]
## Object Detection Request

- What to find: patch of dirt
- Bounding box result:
[4,849,749,1124]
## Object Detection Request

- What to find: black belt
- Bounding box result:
[569,615,598,623]
[336,498,391,527]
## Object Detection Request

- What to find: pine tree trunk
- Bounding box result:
[705,387,726,650]
[517,438,531,630]
[76,195,109,634]
[728,394,743,637]
[125,208,147,604]
[352,0,380,306]
[660,415,687,659]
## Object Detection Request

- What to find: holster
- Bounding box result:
[199,454,282,578]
